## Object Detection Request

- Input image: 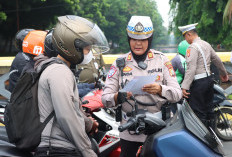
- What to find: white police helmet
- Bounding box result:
[127,16,153,40]
[178,23,198,35]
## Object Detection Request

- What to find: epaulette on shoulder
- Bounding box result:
[151,49,165,56]
[189,43,198,51]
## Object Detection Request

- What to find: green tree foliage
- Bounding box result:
[0,12,7,22]
[103,0,168,53]
[0,0,81,55]
[0,0,168,55]
[169,0,232,49]
[76,0,109,28]
[223,0,232,25]
[0,3,7,22]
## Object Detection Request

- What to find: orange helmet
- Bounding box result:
[22,30,47,56]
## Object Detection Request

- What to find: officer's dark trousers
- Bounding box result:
[189,76,214,127]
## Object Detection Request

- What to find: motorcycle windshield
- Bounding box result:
[179,101,224,155]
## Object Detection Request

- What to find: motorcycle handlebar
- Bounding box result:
[118,118,136,132]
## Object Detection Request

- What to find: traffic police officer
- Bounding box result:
[178,23,229,127]
[102,16,182,157]
[77,51,105,83]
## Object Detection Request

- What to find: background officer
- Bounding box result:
[77,50,106,83]
[178,23,229,128]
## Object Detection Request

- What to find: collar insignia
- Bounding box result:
[187,49,191,57]
[127,53,132,60]
[148,51,153,59]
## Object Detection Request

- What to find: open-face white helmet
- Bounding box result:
[127,16,153,40]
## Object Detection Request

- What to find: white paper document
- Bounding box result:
[122,75,157,94]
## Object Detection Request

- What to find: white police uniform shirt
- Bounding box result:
[102,49,182,142]
[181,37,227,90]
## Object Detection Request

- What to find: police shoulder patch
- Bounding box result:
[108,66,117,78]
[187,49,191,57]
[164,61,176,77]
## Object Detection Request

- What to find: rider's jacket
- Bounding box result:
[102,49,182,142]
[34,55,97,157]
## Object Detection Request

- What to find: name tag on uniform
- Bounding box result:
[94,62,99,69]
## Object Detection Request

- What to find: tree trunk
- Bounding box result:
[9,37,13,54]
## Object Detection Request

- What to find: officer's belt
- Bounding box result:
[194,73,210,80]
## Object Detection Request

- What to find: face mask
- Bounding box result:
[80,50,94,64]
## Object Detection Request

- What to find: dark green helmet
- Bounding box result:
[52,15,109,65]
[178,40,190,56]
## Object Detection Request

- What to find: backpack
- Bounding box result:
[4,60,59,151]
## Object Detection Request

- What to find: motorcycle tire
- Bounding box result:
[214,107,232,141]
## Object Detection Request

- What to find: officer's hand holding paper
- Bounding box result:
[122,75,158,95]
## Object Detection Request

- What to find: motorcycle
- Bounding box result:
[213,83,232,141]
[117,91,226,157]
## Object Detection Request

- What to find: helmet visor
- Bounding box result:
[80,24,109,53]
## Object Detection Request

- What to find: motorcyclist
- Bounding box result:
[20,30,47,75]
[43,29,59,58]
[9,29,47,92]
[9,28,34,92]
[102,15,182,157]
[171,40,189,85]
[33,29,60,71]
[34,15,109,157]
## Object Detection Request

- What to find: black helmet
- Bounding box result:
[44,30,59,57]
[15,29,34,51]
[52,15,109,65]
